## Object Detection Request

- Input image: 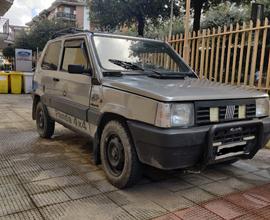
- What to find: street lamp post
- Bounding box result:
[183,0,190,63]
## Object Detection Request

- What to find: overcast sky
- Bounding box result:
[5,0,55,26]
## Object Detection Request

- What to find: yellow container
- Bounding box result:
[10,72,22,94]
[0,72,10,94]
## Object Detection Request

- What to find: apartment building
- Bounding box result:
[0,0,14,51]
[0,0,13,16]
[27,0,90,30]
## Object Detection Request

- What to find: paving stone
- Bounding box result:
[23,178,60,195]
[178,187,216,203]
[253,205,270,219]
[107,190,137,206]
[202,199,247,220]
[217,177,255,191]
[253,169,270,179]
[40,195,135,220]
[156,178,193,192]
[0,160,12,169]
[174,206,223,220]
[181,174,213,186]
[155,194,195,212]
[225,192,269,210]
[246,160,270,170]
[199,181,237,196]
[214,165,248,177]
[52,175,86,187]
[46,167,75,178]
[233,213,265,220]
[91,179,118,193]
[0,175,20,186]
[38,161,68,170]
[236,173,269,186]
[0,195,35,217]
[0,209,43,220]
[0,167,15,177]
[31,189,70,207]
[201,169,230,181]
[154,213,182,220]
[232,161,259,173]
[85,170,106,181]
[0,184,27,198]
[247,186,270,203]
[122,201,168,220]
[69,163,99,173]
[16,169,52,183]
[63,184,101,200]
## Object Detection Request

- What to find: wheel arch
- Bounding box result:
[93,112,131,165]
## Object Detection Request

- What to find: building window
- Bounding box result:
[64,7,71,14]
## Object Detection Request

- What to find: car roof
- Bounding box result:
[51,30,164,44]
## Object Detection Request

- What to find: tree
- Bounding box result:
[190,0,251,32]
[90,0,180,36]
[15,19,74,51]
[2,46,15,59]
[201,2,250,29]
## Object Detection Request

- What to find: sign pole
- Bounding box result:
[183,0,191,63]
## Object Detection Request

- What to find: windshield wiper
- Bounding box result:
[109,59,144,71]
[147,71,195,79]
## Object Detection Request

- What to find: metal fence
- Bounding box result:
[167,18,270,91]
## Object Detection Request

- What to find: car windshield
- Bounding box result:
[93,36,192,75]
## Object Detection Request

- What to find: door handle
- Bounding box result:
[53,78,60,82]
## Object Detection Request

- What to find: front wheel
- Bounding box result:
[100,120,142,188]
[36,102,55,138]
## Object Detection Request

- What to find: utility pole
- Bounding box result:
[183,0,190,63]
[168,0,174,41]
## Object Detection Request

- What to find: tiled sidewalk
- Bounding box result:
[0,95,270,220]
[155,184,270,220]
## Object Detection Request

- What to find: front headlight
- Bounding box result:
[256,98,269,117]
[155,103,194,128]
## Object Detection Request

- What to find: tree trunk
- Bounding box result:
[193,0,204,32]
[137,16,145,37]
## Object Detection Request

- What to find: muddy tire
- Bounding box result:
[36,102,55,138]
[100,120,141,188]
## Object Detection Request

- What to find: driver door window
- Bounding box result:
[61,39,90,72]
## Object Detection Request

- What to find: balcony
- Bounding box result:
[0,0,13,16]
[0,17,11,49]
[56,12,76,21]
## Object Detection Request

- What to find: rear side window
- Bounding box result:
[61,39,90,72]
[41,41,61,70]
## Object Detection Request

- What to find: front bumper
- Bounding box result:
[128,118,270,170]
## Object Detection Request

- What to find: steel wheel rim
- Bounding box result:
[37,109,45,129]
[105,134,125,177]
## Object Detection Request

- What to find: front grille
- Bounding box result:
[213,126,257,145]
[195,100,256,125]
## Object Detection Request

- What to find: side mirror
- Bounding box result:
[68,65,92,76]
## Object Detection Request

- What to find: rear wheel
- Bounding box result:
[36,102,55,138]
[100,120,141,188]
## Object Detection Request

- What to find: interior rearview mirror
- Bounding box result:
[68,65,92,76]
